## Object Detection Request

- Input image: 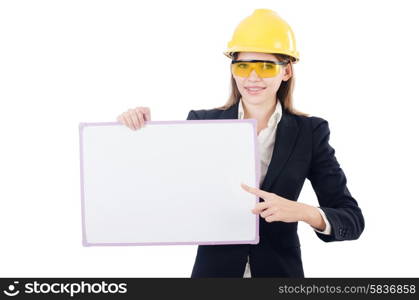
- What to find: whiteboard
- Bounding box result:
[79,119,260,246]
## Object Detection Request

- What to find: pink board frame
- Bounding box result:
[79,119,260,246]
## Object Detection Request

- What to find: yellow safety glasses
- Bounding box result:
[231,59,288,78]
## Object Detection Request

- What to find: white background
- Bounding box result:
[1,0,418,277]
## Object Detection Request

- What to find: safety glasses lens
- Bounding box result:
[231,62,281,78]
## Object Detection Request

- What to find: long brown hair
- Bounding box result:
[214,52,309,117]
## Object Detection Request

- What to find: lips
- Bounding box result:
[245,86,266,91]
[245,86,266,94]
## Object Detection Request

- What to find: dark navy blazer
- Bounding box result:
[187,101,365,277]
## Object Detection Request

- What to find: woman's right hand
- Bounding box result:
[116,106,151,130]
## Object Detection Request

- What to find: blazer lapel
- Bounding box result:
[261,111,300,191]
[218,101,300,192]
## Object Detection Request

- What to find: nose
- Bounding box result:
[248,68,261,81]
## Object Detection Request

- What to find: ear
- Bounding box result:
[282,63,293,81]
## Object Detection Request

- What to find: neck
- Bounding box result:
[242,97,277,134]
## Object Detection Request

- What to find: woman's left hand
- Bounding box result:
[240,183,305,223]
[240,183,325,231]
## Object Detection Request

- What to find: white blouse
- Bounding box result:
[238,99,331,278]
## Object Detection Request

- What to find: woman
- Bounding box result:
[117,9,364,277]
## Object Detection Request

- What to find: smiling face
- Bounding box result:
[232,52,292,106]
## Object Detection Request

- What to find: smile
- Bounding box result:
[245,87,266,94]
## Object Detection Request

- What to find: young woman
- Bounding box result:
[117,9,364,278]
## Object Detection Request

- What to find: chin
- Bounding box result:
[241,95,266,104]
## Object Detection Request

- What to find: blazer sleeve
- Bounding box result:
[307,117,365,242]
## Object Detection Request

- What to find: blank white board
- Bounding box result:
[79,119,260,246]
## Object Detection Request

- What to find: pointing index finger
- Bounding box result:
[240,183,271,200]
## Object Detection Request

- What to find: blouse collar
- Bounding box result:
[238,98,282,127]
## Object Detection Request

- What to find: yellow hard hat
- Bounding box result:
[224,9,300,63]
